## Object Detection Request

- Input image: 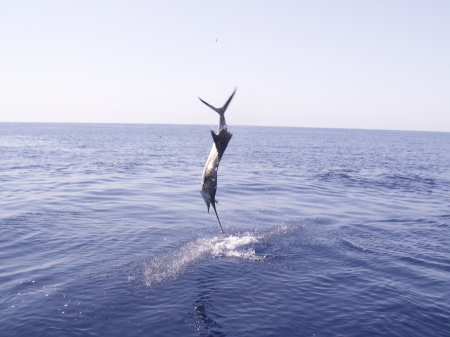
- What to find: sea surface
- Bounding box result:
[1,122,450,336]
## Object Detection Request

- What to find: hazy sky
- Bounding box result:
[1,1,449,132]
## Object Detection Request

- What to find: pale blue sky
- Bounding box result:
[1,1,449,131]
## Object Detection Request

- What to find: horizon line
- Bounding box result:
[1,121,448,134]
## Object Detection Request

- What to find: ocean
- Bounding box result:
[1,122,450,336]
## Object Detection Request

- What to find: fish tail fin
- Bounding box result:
[198,88,237,116]
[211,202,224,234]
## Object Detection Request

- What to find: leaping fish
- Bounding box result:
[199,88,236,233]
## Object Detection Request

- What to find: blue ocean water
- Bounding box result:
[1,122,450,336]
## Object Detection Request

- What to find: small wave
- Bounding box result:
[341,239,370,252]
[315,169,439,195]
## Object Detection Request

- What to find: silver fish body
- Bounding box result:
[199,89,236,233]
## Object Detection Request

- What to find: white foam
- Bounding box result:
[143,233,262,287]
[210,234,260,258]
[140,226,299,287]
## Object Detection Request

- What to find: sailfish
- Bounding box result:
[199,89,236,233]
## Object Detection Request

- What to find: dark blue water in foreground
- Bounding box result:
[1,123,450,336]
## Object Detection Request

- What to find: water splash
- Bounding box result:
[140,226,296,287]
[143,233,264,287]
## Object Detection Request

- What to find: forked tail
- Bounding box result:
[198,88,237,128]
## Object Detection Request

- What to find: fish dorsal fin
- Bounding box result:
[211,130,233,159]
